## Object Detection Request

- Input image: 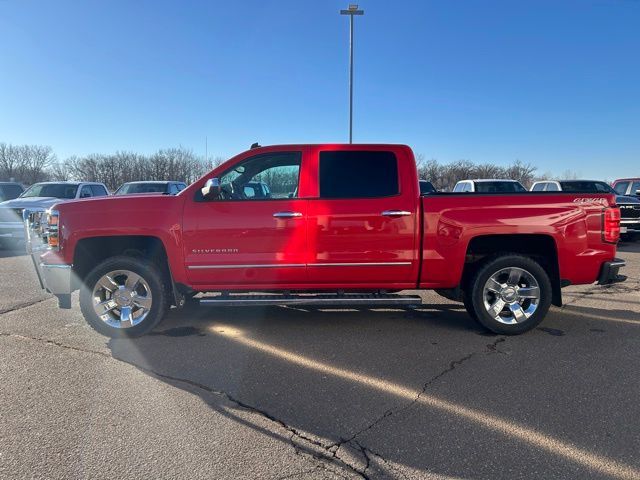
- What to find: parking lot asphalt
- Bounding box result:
[0,242,639,480]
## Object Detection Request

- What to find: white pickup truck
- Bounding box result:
[0,181,109,248]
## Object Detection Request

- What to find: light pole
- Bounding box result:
[340,4,364,144]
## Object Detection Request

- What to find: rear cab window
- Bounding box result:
[475,182,526,193]
[559,181,612,193]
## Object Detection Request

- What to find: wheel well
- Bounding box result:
[462,234,562,306]
[73,236,171,288]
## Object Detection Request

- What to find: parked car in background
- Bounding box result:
[0,181,109,248]
[531,180,640,238]
[453,179,527,193]
[612,178,640,197]
[114,181,187,196]
[419,180,437,195]
[0,182,24,201]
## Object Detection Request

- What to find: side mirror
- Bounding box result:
[80,192,91,198]
[635,190,640,196]
[201,178,220,200]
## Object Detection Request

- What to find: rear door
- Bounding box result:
[306,146,420,288]
[182,149,309,287]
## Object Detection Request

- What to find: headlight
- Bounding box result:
[24,209,60,252]
[46,209,60,250]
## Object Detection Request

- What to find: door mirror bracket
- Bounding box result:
[201,178,221,200]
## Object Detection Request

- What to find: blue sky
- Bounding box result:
[0,0,638,179]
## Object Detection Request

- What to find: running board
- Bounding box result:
[197,293,422,307]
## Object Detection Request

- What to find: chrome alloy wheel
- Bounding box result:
[482,267,541,325]
[92,270,153,329]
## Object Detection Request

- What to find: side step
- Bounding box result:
[198,293,422,307]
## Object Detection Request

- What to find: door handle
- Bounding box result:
[273,211,303,218]
[381,210,412,217]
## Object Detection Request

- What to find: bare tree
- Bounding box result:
[0,143,56,184]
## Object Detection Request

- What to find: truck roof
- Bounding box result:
[30,181,104,186]
[534,179,605,183]
[247,143,413,150]
[121,181,175,185]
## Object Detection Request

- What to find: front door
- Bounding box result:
[183,151,308,287]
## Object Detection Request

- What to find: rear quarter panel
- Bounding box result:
[419,193,617,288]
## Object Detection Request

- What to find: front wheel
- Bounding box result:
[80,256,168,337]
[466,255,552,335]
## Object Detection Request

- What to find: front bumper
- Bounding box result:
[597,258,627,285]
[23,209,73,307]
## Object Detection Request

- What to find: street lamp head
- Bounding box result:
[340,5,364,15]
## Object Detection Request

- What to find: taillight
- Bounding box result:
[603,207,620,243]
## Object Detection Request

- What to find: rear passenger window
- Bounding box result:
[319,151,399,199]
[545,183,560,191]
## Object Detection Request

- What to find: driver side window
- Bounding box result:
[218,152,301,201]
[79,185,93,198]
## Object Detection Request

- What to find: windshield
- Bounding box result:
[559,181,615,194]
[20,183,78,199]
[475,181,526,193]
[115,183,168,195]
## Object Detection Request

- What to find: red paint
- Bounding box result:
[50,144,620,292]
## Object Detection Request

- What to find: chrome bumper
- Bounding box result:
[31,262,73,295]
[620,219,640,232]
[23,209,73,306]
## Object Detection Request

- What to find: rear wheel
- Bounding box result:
[80,256,168,337]
[466,254,552,335]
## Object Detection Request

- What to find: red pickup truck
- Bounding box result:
[24,144,625,337]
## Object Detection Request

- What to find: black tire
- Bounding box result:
[462,291,478,321]
[80,255,168,338]
[466,254,552,335]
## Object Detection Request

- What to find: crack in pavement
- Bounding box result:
[0,332,506,480]
[0,332,360,478]
[323,337,507,478]
[0,297,51,316]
